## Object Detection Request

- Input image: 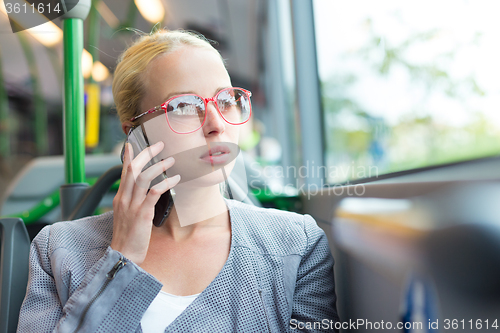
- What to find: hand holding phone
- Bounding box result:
[111,142,180,265]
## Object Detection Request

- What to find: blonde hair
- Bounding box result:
[112,29,218,124]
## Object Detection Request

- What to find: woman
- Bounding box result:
[18,29,339,332]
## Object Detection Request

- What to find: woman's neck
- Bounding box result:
[154,184,230,240]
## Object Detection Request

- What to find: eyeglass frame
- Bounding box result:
[129,87,253,134]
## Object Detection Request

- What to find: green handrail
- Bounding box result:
[63,19,86,184]
[3,189,61,225]
[2,178,120,224]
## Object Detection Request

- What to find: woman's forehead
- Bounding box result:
[142,46,230,106]
[147,46,228,83]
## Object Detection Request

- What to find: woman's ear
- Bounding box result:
[122,121,134,135]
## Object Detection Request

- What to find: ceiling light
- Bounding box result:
[134,0,165,24]
[26,22,63,47]
[91,61,109,82]
[82,49,93,79]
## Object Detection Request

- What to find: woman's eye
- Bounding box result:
[173,103,198,115]
[219,98,237,110]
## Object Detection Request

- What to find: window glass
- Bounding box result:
[314,0,500,183]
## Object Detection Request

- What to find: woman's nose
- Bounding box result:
[203,102,225,136]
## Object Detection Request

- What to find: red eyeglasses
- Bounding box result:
[131,87,252,134]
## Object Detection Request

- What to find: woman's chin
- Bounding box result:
[176,162,235,190]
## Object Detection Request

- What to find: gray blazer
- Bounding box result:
[18,199,339,332]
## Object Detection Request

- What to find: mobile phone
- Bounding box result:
[121,125,173,227]
[121,125,168,188]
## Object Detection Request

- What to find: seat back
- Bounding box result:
[0,154,121,222]
[330,183,500,331]
[0,218,30,333]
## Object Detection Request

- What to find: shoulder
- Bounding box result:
[226,199,324,257]
[33,211,114,256]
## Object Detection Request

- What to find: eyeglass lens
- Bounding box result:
[166,88,251,133]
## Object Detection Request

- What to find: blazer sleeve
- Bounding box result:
[291,214,340,332]
[17,225,162,333]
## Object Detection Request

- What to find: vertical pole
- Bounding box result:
[290,0,325,187]
[85,0,101,150]
[266,0,296,186]
[17,30,49,156]
[60,1,91,220]
[47,48,63,88]
[0,49,9,159]
[63,18,86,184]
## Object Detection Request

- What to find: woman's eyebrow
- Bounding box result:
[161,87,232,102]
[161,91,195,102]
[215,86,231,95]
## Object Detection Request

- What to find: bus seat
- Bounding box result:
[0,154,121,222]
[0,218,30,333]
[330,183,500,332]
[227,174,261,206]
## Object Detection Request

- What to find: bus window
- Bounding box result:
[314,0,500,184]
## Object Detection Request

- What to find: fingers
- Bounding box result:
[131,157,175,201]
[136,157,174,187]
[121,142,133,176]
[142,174,181,209]
[116,143,135,201]
[130,141,165,181]
[117,141,165,204]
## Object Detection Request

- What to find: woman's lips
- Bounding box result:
[158,143,240,183]
[200,145,232,165]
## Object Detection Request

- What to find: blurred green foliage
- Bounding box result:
[321,20,500,183]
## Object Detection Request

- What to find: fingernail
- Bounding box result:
[171,174,181,183]
[165,156,174,164]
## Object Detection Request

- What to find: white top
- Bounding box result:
[141,291,200,333]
